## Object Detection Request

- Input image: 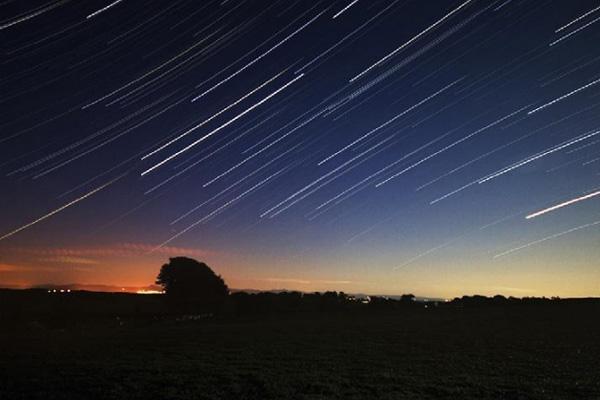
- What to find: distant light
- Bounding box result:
[136,290,165,295]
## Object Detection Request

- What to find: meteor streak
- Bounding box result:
[526,190,600,219]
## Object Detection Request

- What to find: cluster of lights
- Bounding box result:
[47,289,71,293]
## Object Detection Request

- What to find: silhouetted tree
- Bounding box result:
[400,294,416,303]
[156,257,228,313]
[493,294,507,304]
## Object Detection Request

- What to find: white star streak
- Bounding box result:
[494,219,600,258]
[170,142,304,224]
[151,167,288,252]
[550,14,600,46]
[493,0,512,12]
[203,109,324,187]
[416,105,541,192]
[376,105,529,187]
[262,136,395,218]
[526,190,600,220]
[583,157,600,166]
[141,74,304,176]
[568,138,600,154]
[141,69,286,160]
[0,174,125,242]
[318,77,463,165]
[191,9,325,101]
[81,30,221,109]
[0,0,70,31]
[394,236,463,270]
[528,77,600,115]
[429,179,479,205]
[33,93,184,178]
[478,129,600,184]
[240,110,314,155]
[295,0,401,74]
[314,115,483,211]
[350,0,473,82]
[555,5,600,32]
[11,90,175,175]
[86,0,124,19]
[333,0,359,19]
[145,112,284,194]
[260,136,393,218]
[190,68,285,105]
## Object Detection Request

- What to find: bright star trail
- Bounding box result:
[1,1,599,298]
[526,189,600,220]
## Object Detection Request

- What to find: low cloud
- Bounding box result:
[38,256,99,265]
[262,277,311,285]
[0,263,69,273]
[6,242,213,259]
[260,278,358,286]
[492,286,535,294]
[0,263,20,272]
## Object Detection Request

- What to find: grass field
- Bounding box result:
[1,304,599,400]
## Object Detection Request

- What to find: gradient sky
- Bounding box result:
[1,0,599,298]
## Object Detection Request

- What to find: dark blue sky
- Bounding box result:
[1,0,599,297]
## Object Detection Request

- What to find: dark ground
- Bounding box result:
[1,298,599,400]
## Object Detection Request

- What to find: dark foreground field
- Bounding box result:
[1,303,600,400]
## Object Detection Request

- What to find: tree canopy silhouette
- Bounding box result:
[156,257,228,313]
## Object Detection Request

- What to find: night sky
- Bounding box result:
[1,0,599,298]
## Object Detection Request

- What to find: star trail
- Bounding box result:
[1,0,599,297]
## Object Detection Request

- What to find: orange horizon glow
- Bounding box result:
[1,240,599,300]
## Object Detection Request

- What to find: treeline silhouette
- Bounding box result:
[227,291,597,314]
[2,287,599,323]
[230,291,417,314]
[2,257,598,322]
